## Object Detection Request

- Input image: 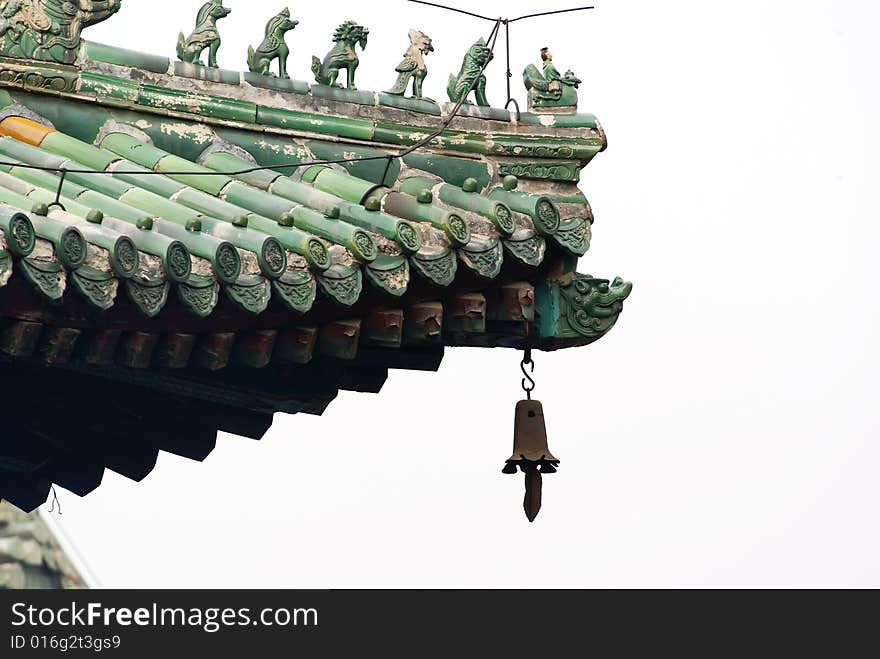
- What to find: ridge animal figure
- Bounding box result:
[0,2,22,39]
[386,29,433,100]
[0,0,122,64]
[177,0,231,68]
[311,20,369,90]
[447,37,493,106]
[523,47,581,111]
[247,7,299,78]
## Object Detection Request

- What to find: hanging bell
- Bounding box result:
[503,399,559,522]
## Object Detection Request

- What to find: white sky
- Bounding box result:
[42,0,880,587]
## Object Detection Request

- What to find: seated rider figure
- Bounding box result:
[523,47,582,111]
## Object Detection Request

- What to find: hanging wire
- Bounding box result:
[407,0,499,22]
[407,1,595,23]
[508,6,595,23]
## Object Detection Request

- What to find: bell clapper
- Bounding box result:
[523,466,542,523]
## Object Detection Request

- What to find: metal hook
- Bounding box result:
[46,169,67,212]
[520,348,535,400]
[505,98,522,122]
[502,20,522,121]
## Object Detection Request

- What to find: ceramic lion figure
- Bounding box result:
[311,20,369,90]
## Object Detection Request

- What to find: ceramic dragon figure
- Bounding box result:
[555,274,632,341]
[176,0,231,68]
[447,36,493,106]
[311,20,369,90]
[386,29,433,100]
[247,7,298,78]
[523,47,582,111]
[0,0,122,64]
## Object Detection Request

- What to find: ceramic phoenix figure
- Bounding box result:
[447,37,493,106]
[311,20,369,90]
[523,47,582,111]
[386,30,434,101]
[247,7,299,78]
[177,0,232,68]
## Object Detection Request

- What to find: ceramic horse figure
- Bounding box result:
[177,0,231,68]
[247,8,299,78]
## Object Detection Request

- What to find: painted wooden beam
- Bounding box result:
[488,282,536,322]
[317,319,361,361]
[118,332,159,369]
[446,293,486,334]
[273,326,318,365]
[233,330,278,368]
[193,332,236,370]
[39,327,81,365]
[81,329,122,366]
[155,333,197,369]
[0,321,42,358]
[403,302,443,345]
[362,310,403,349]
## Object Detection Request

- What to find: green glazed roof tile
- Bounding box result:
[84,41,170,74]
[225,275,271,315]
[518,112,601,129]
[0,137,67,170]
[310,85,376,106]
[173,62,241,86]
[365,254,409,297]
[99,133,167,170]
[377,93,442,117]
[0,89,584,319]
[138,85,257,124]
[242,73,310,95]
[41,132,120,171]
[257,106,374,142]
[79,72,140,103]
[316,264,362,307]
